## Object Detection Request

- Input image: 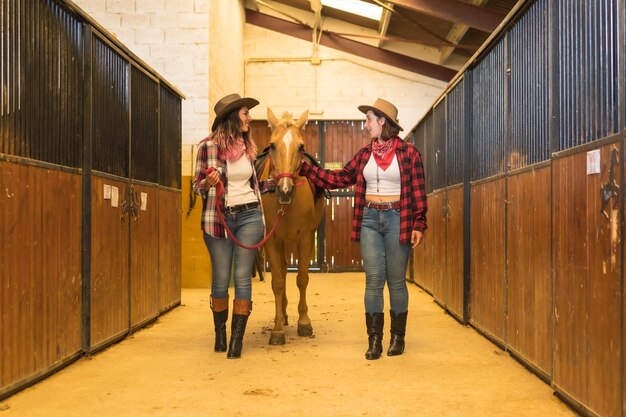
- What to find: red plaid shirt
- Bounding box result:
[192,138,264,238]
[300,136,427,245]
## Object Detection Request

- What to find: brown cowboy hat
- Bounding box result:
[211,93,259,132]
[358,98,403,131]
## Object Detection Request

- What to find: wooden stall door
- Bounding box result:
[553,144,621,417]
[470,178,506,343]
[130,183,160,328]
[506,166,551,377]
[0,162,82,395]
[90,175,130,350]
[414,194,436,292]
[159,189,182,310]
[323,121,367,271]
[445,185,465,320]
[429,191,446,303]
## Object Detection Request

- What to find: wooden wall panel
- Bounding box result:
[445,186,464,319]
[430,192,446,304]
[507,166,551,375]
[470,178,506,342]
[324,196,361,270]
[0,161,81,392]
[159,189,182,310]
[130,183,160,327]
[323,122,366,271]
[90,176,130,349]
[412,230,429,289]
[553,144,621,417]
[417,193,436,293]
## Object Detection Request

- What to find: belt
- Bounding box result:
[224,201,260,214]
[365,201,400,211]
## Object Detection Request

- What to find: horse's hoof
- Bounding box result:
[284,317,289,326]
[269,332,286,345]
[297,324,313,337]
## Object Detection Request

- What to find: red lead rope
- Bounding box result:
[207,167,283,250]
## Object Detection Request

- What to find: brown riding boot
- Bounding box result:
[211,296,229,352]
[227,299,253,359]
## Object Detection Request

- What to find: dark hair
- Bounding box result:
[374,111,400,139]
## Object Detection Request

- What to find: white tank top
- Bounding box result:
[364,156,401,195]
[226,155,257,207]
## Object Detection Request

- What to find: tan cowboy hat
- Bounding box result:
[211,93,259,132]
[358,98,403,131]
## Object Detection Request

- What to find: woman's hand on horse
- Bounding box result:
[205,170,221,190]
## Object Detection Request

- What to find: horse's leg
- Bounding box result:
[267,238,287,345]
[296,232,314,337]
[281,250,288,326]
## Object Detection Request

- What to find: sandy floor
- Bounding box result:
[0,273,576,417]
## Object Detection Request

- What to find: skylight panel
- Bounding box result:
[320,0,383,21]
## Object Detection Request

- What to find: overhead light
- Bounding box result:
[320,0,383,21]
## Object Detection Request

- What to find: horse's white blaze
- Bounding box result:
[281,130,294,193]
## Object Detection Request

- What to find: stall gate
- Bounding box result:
[0,0,183,399]
[408,0,625,416]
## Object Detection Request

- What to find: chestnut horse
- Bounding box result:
[258,109,325,345]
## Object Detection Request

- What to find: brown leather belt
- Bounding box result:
[224,201,260,214]
[365,201,400,211]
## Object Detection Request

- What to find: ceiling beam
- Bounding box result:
[388,0,504,33]
[438,0,488,64]
[377,3,393,47]
[245,9,456,82]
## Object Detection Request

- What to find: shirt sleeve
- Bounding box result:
[192,143,209,195]
[300,153,360,189]
[411,150,428,232]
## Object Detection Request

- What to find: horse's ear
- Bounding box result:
[267,108,279,130]
[296,110,309,130]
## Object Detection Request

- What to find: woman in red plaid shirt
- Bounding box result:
[193,94,265,359]
[300,98,427,360]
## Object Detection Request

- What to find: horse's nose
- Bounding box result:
[277,178,294,204]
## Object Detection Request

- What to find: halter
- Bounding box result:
[270,149,305,187]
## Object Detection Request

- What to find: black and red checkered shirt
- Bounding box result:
[300,136,427,245]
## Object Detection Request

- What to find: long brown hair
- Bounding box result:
[211,109,257,161]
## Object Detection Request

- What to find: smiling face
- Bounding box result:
[238,106,252,132]
[364,110,385,140]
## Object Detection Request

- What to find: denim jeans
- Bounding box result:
[203,208,264,301]
[360,207,411,314]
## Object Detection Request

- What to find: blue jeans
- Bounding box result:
[360,207,411,314]
[203,208,264,301]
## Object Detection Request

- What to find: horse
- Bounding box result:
[257,109,325,345]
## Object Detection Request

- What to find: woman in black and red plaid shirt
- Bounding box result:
[300,98,428,360]
[193,93,265,359]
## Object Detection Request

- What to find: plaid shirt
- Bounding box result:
[300,136,427,245]
[192,138,264,238]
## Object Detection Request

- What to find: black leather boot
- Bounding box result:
[227,299,252,359]
[365,312,384,360]
[387,311,407,356]
[211,297,229,352]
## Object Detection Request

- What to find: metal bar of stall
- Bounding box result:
[81,23,92,353]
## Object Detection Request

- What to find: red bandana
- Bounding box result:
[371,137,397,171]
